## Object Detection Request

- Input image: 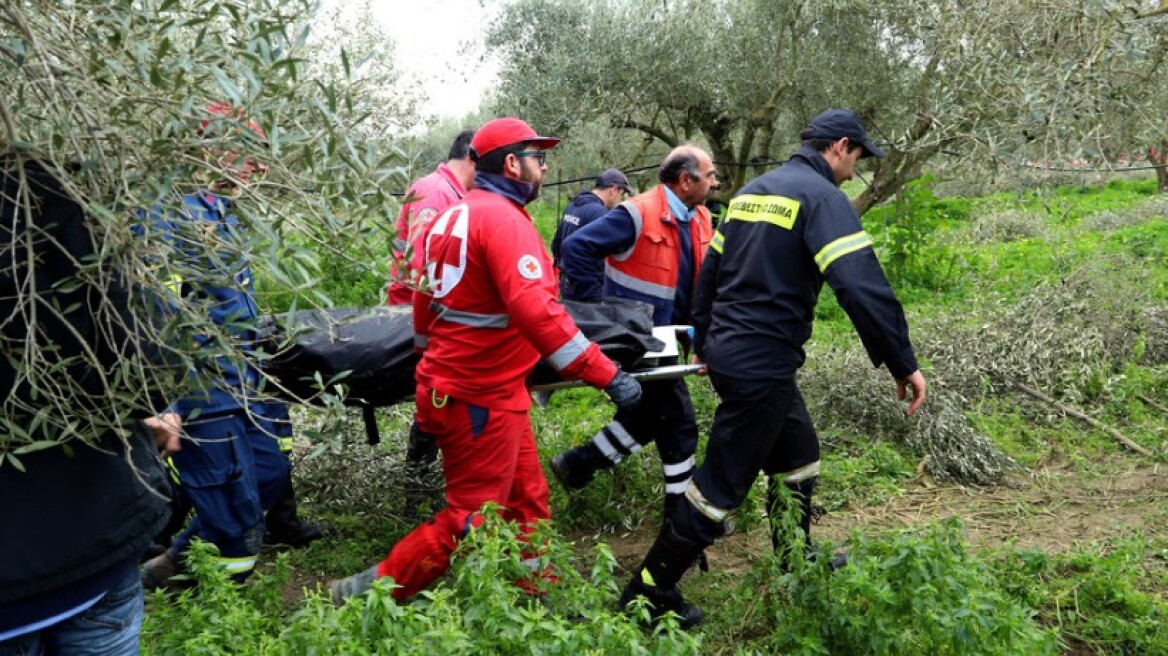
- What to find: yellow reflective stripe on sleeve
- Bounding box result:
[814,232,873,273]
[217,555,258,574]
[725,194,801,230]
[710,231,724,254]
[165,456,180,484]
[164,274,183,296]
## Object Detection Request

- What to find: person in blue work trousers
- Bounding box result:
[255,399,329,548]
[140,102,292,587]
[619,109,927,628]
[550,167,633,300]
[549,146,716,520]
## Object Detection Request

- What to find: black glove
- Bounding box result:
[604,370,642,410]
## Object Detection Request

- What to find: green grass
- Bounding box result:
[144,174,1168,655]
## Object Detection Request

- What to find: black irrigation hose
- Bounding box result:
[1017,162,1168,173]
[385,155,1167,197]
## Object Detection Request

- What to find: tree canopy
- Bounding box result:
[487,0,1168,209]
[1,0,402,462]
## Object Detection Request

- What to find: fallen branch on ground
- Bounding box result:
[1015,382,1152,457]
[1137,394,1168,416]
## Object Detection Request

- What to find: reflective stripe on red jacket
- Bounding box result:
[604,186,713,324]
[412,185,618,411]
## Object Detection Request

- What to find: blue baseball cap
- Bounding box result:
[801,109,885,158]
[595,168,632,193]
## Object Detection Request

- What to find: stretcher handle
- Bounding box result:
[529,364,705,392]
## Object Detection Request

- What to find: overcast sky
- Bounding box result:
[366,0,502,119]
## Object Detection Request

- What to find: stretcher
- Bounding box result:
[258,305,705,444]
[529,325,704,391]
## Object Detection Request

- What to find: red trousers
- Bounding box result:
[377,386,550,600]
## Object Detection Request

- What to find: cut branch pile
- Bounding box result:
[804,258,1164,483]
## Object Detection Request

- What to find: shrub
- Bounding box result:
[865,175,970,292]
[958,208,1048,244]
[740,517,1058,656]
[996,540,1168,655]
[144,515,702,655]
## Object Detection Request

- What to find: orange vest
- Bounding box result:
[605,186,712,324]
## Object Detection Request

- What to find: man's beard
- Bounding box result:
[520,168,543,203]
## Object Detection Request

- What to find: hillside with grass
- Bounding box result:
[145,176,1167,655]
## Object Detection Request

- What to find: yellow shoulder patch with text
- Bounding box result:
[725,194,801,230]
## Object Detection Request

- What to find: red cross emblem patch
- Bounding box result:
[517,254,542,280]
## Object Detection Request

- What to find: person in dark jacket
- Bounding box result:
[550,168,632,300]
[549,147,715,520]
[0,159,178,653]
[618,109,927,628]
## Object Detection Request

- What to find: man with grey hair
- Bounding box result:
[552,145,717,521]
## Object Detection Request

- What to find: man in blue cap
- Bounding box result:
[618,109,927,628]
[550,168,632,300]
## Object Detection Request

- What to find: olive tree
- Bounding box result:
[485,0,906,204]
[0,0,402,464]
[862,0,1168,207]
[486,0,1168,210]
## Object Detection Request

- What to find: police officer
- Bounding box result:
[550,168,632,300]
[330,118,642,604]
[619,109,927,628]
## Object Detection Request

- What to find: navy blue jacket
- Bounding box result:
[693,146,918,381]
[141,192,261,417]
[551,191,609,300]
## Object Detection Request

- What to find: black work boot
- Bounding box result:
[405,421,439,466]
[619,520,706,629]
[769,476,846,571]
[768,477,814,554]
[264,478,328,549]
[141,550,195,592]
[618,577,703,629]
[549,443,608,490]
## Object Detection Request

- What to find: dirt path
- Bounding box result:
[590,459,1168,574]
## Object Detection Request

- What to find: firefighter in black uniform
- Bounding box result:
[619,109,927,628]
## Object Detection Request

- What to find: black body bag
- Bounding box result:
[258,299,661,442]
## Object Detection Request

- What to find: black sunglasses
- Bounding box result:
[515,150,548,165]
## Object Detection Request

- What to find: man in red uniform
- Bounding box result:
[331,117,642,604]
[386,129,476,306]
[388,130,476,465]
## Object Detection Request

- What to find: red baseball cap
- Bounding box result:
[200,101,268,143]
[470,117,560,158]
[199,102,269,174]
